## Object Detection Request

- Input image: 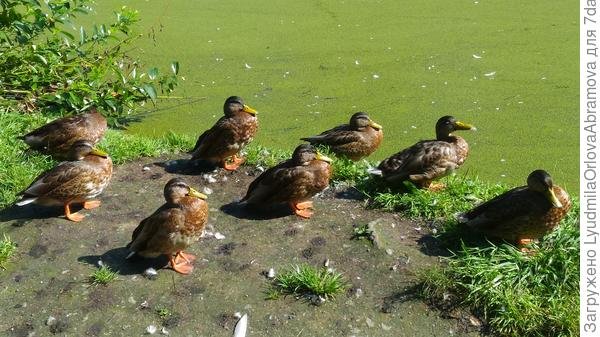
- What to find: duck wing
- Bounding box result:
[461,187,545,229]
[301,125,361,146]
[127,205,185,254]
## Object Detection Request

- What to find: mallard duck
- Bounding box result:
[19,108,107,159]
[16,140,113,222]
[241,144,332,218]
[190,96,258,171]
[126,178,208,275]
[459,170,571,246]
[374,115,476,190]
[300,112,383,161]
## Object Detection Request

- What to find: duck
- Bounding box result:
[458,169,571,246]
[190,96,258,171]
[19,108,107,159]
[16,140,113,222]
[300,112,383,161]
[241,144,332,219]
[126,178,208,275]
[373,115,476,190]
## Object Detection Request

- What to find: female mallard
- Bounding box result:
[190,96,258,171]
[241,144,332,219]
[301,112,383,161]
[19,108,107,159]
[459,169,571,246]
[126,178,208,275]
[374,115,476,190]
[16,140,113,222]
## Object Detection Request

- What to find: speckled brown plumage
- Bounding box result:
[16,140,113,222]
[301,112,383,161]
[460,170,571,244]
[241,144,332,218]
[127,178,208,274]
[20,108,107,159]
[377,116,475,188]
[190,96,258,170]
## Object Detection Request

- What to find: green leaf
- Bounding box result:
[141,84,157,101]
[79,26,87,44]
[170,61,179,75]
[148,67,158,80]
[34,54,48,65]
[60,30,75,40]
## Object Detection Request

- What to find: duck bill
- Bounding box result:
[546,188,563,208]
[454,121,476,131]
[369,120,383,130]
[242,105,258,115]
[316,152,333,163]
[188,187,208,200]
[90,147,108,158]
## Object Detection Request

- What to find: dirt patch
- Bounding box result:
[0,156,479,337]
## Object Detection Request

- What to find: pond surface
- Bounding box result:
[90,0,578,193]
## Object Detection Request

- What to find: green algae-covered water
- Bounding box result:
[89,0,578,192]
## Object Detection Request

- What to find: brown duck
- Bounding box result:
[19,108,107,159]
[241,144,332,218]
[459,169,571,246]
[127,178,208,275]
[374,115,476,190]
[190,96,258,171]
[301,112,383,160]
[16,140,113,222]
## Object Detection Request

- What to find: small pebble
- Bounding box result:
[202,187,213,195]
[234,312,242,319]
[46,316,56,326]
[142,166,151,171]
[381,323,391,331]
[323,258,330,267]
[160,327,170,335]
[310,295,326,306]
[267,268,275,279]
[366,318,375,328]
[143,268,158,280]
[214,232,226,240]
[97,260,104,268]
[385,248,393,256]
[146,325,157,334]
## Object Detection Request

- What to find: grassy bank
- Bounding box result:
[0,113,579,337]
[0,111,194,208]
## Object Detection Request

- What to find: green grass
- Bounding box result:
[88,0,578,193]
[365,174,507,219]
[419,202,580,337]
[0,234,17,269]
[270,264,348,301]
[89,265,118,285]
[244,144,289,168]
[0,110,195,208]
[155,306,173,319]
[351,223,373,242]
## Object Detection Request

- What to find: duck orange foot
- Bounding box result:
[426,182,447,192]
[223,154,245,171]
[64,203,85,222]
[83,200,102,210]
[290,201,314,219]
[169,252,194,275]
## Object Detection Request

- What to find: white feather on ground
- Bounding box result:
[233,314,248,337]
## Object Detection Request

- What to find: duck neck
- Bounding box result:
[436,130,454,141]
